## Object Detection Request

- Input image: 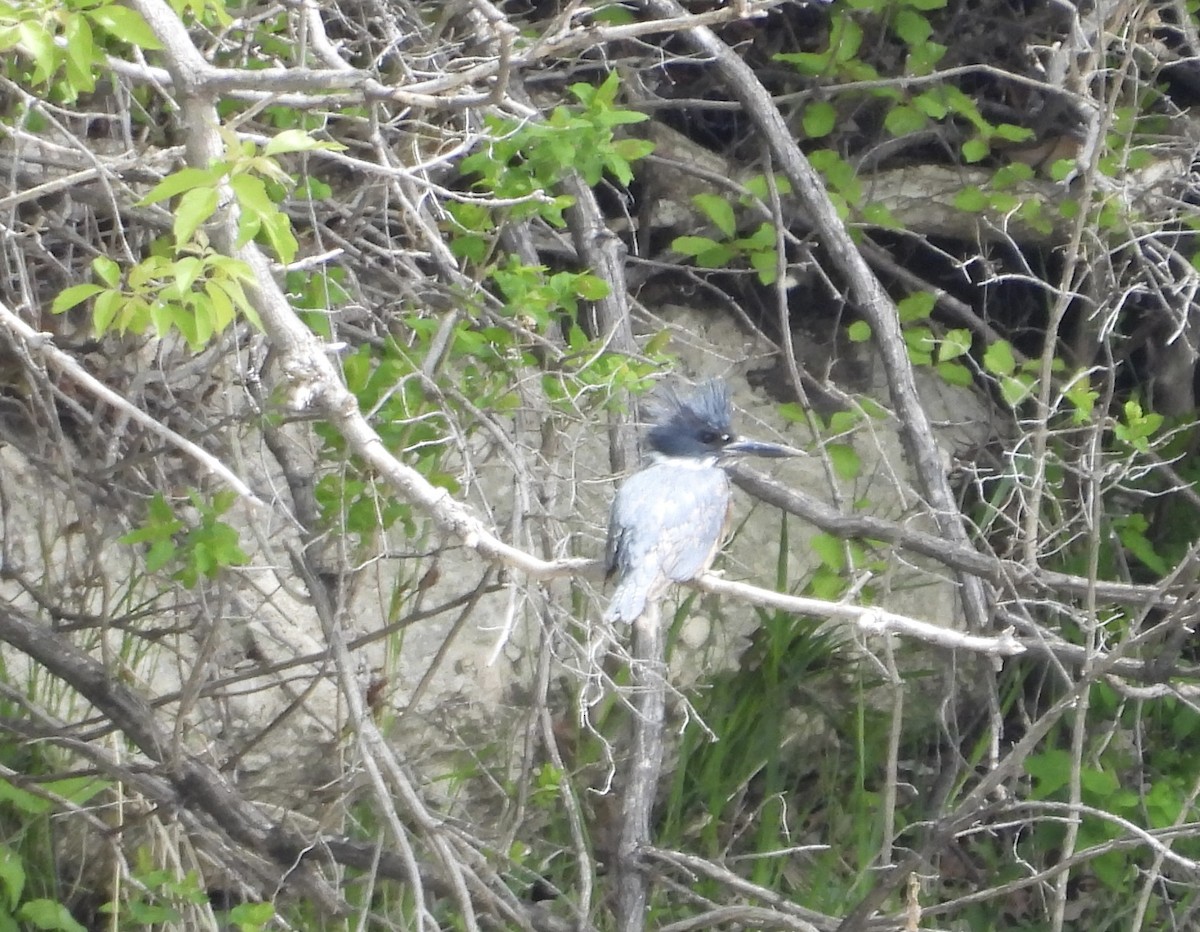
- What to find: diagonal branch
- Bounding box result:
[0,601,575,930]
[126,0,593,583]
[641,0,993,632]
[0,601,346,914]
[0,300,266,508]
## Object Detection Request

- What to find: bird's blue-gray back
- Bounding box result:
[604,462,731,624]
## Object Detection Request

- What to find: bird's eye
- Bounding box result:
[699,429,720,444]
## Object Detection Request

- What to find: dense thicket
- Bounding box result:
[1,0,1200,929]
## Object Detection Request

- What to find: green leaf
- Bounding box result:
[173,186,218,245]
[989,191,1019,212]
[138,166,223,207]
[1118,521,1167,574]
[206,282,234,331]
[953,186,988,212]
[189,296,214,349]
[803,101,837,139]
[17,21,56,84]
[63,15,96,95]
[905,40,947,75]
[451,234,487,263]
[129,255,168,289]
[773,50,831,76]
[231,172,296,259]
[937,361,972,386]
[912,90,948,120]
[892,9,932,44]
[847,320,872,342]
[211,489,236,516]
[235,210,261,249]
[994,162,1034,188]
[1079,766,1119,799]
[174,256,204,294]
[1097,199,1124,231]
[739,222,775,250]
[611,138,655,162]
[777,402,807,424]
[92,290,122,335]
[119,501,179,545]
[904,326,936,362]
[298,177,333,200]
[0,779,49,815]
[218,274,261,330]
[810,532,846,572]
[87,5,162,49]
[263,128,326,156]
[1089,847,1131,892]
[1146,780,1184,827]
[1050,158,1076,182]
[51,283,103,315]
[92,255,121,287]
[258,208,298,265]
[884,104,927,136]
[829,410,859,433]
[961,137,990,163]
[596,70,621,107]
[860,202,900,228]
[993,123,1034,143]
[809,149,860,202]
[693,193,737,237]
[938,328,972,361]
[149,302,184,343]
[749,248,778,284]
[832,16,864,61]
[601,109,649,127]
[592,3,636,24]
[1127,148,1153,171]
[228,901,275,925]
[896,291,935,322]
[229,172,274,215]
[574,274,610,300]
[1026,749,1071,799]
[1064,375,1098,424]
[641,329,670,357]
[1000,374,1032,407]
[145,539,176,573]
[828,442,861,480]
[672,236,732,267]
[983,339,1016,377]
[0,847,25,912]
[123,903,179,924]
[17,898,87,932]
[42,776,105,805]
[1114,399,1164,450]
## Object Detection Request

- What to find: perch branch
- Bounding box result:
[643,0,993,631]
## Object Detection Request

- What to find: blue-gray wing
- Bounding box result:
[604,464,730,623]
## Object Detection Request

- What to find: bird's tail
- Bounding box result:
[603,568,658,625]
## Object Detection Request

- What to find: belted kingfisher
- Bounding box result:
[604,379,800,625]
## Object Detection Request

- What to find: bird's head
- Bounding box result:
[644,379,802,462]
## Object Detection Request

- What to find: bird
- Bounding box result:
[603,379,800,625]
